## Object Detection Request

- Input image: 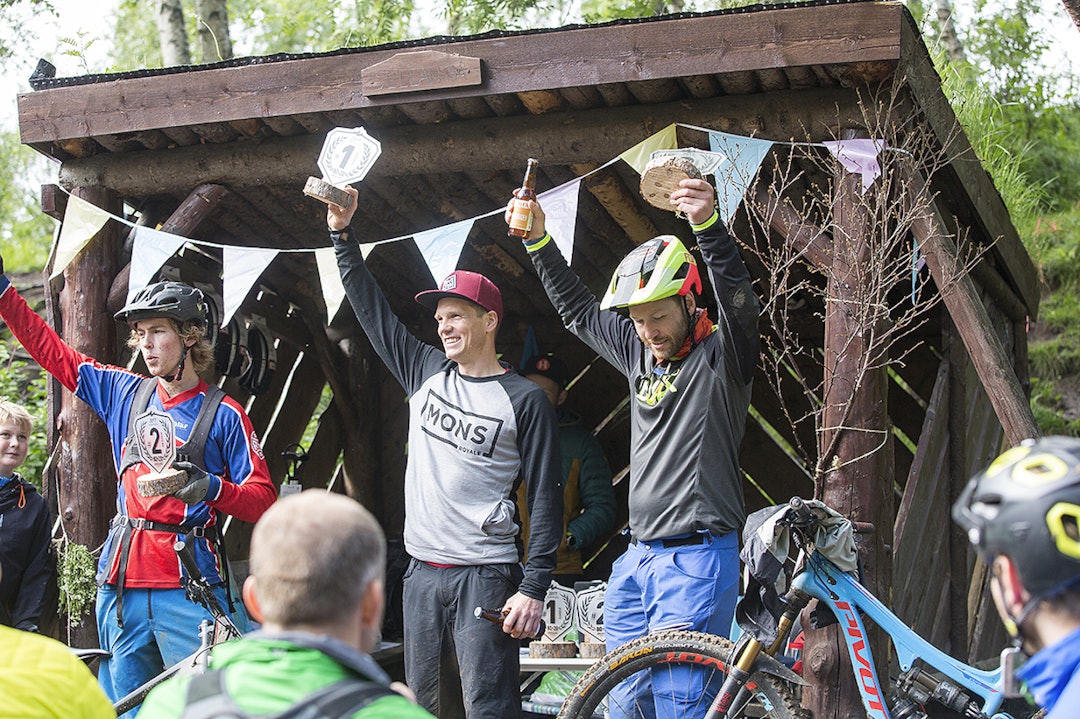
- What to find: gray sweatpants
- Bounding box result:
[402,559,524,719]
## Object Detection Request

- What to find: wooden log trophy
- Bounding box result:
[639,148,724,217]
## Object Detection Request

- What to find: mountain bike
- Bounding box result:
[556,497,1031,719]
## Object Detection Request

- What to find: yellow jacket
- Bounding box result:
[0,624,115,719]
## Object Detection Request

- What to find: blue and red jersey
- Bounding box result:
[0,277,276,587]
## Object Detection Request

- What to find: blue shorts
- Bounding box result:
[603,530,739,719]
[96,585,246,716]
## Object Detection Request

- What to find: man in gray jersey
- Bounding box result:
[507,178,760,719]
[328,187,563,719]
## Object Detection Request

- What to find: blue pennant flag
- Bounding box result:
[708,131,773,223]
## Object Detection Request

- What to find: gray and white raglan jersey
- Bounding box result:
[333,228,562,600]
[526,214,760,542]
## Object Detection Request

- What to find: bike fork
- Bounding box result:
[706,599,805,719]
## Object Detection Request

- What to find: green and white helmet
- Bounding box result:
[600,235,702,310]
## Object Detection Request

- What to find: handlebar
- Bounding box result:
[785,496,816,527]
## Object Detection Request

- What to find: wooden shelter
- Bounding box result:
[16,0,1038,708]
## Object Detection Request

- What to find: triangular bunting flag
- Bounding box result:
[50,195,113,279]
[221,246,278,324]
[360,243,377,260]
[538,180,581,264]
[821,139,886,192]
[128,226,189,303]
[619,124,678,174]
[708,131,773,224]
[314,247,346,324]
[413,219,474,284]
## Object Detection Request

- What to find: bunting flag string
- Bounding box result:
[129,226,190,303]
[48,123,885,328]
[51,195,112,280]
[820,139,887,192]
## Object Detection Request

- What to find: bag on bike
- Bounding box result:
[178,669,396,719]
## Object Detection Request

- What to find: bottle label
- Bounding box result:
[509,199,533,233]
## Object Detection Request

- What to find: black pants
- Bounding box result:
[403,560,523,719]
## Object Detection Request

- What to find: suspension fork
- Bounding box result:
[704,587,812,718]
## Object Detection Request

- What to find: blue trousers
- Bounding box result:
[603,531,739,719]
[96,585,242,716]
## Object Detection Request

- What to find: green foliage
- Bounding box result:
[949,0,1080,211]
[55,539,98,627]
[0,0,54,63]
[0,343,48,488]
[0,132,57,273]
[1030,377,1080,438]
[110,0,166,69]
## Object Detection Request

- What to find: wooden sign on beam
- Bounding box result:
[361,50,482,96]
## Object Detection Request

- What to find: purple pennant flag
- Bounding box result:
[820,139,887,192]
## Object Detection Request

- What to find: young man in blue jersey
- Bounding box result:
[0,253,276,712]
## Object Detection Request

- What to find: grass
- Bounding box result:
[1021,203,1080,438]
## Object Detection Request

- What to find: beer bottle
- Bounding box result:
[507,158,540,238]
[474,605,547,639]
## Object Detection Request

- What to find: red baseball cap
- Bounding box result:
[415,270,503,324]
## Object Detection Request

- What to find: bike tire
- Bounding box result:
[556,630,807,719]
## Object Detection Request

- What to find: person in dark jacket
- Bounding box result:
[0,399,53,633]
[516,353,615,581]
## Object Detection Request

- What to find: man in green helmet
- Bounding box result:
[507,177,760,718]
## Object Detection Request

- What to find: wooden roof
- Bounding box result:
[18,0,1035,324]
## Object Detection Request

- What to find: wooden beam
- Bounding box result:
[19,4,903,143]
[56,89,867,195]
[752,185,834,270]
[903,164,1039,444]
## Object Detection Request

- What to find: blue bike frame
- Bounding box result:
[793,550,1013,719]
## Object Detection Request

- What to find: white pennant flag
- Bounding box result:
[221,246,278,324]
[128,226,189,303]
[538,180,581,264]
[315,247,346,323]
[413,219,474,284]
[50,195,113,279]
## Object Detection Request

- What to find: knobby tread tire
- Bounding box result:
[556,630,808,719]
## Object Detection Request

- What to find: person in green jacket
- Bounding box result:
[138,490,434,719]
[517,353,616,582]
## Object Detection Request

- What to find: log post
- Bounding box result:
[53,186,122,649]
[800,136,895,719]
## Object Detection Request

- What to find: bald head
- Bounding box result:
[248,491,386,628]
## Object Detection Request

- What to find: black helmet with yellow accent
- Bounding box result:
[953,435,1080,600]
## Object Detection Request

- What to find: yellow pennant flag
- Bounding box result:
[50,195,113,279]
[619,124,678,175]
